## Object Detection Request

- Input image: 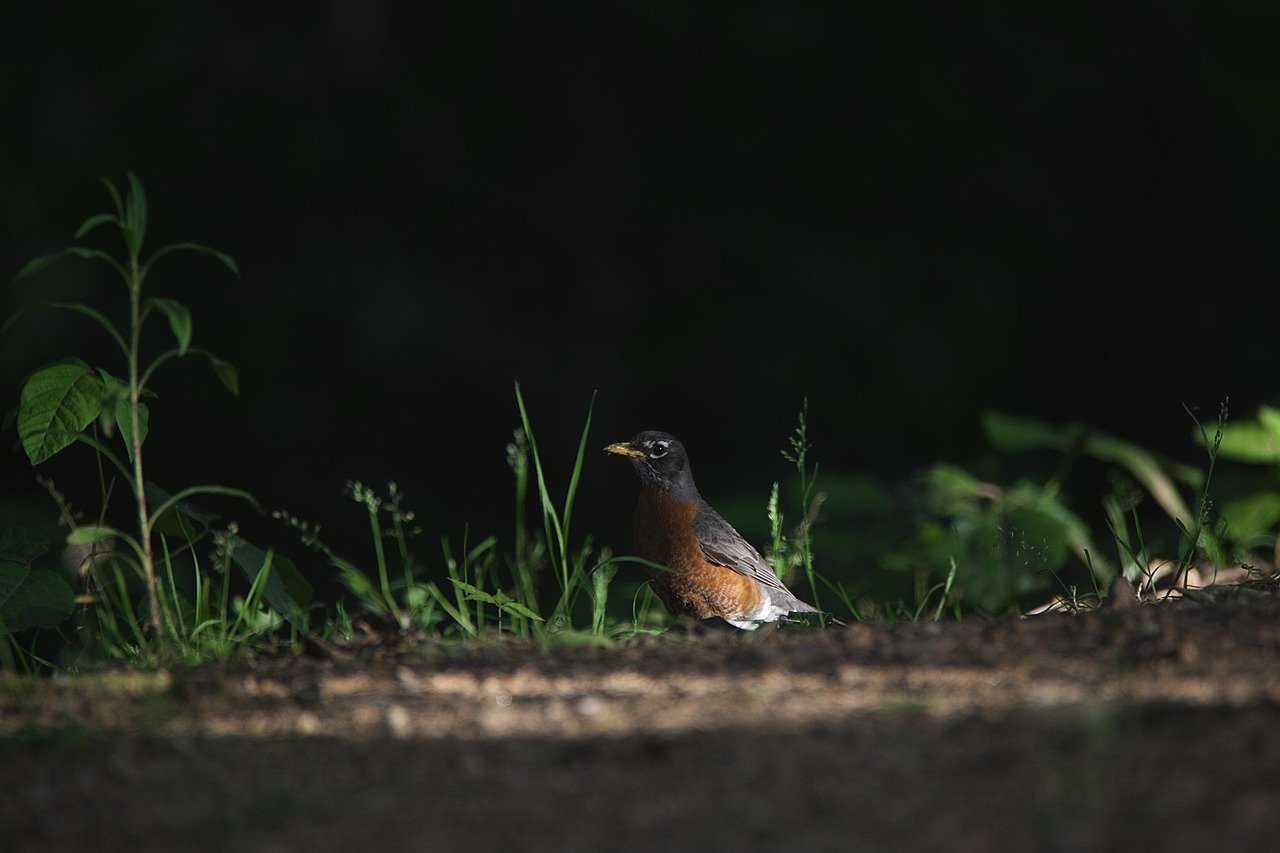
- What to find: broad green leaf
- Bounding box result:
[1085,433,1200,518]
[1007,483,1111,580]
[226,536,312,631]
[0,560,76,633]
[1200,409,1280,464]
[982,412,1072,453]
[1258,406,1280,437]
[922,463,993,514]
[2,302,129,357]
[17,360,104,465]
[75,212,120,239]
[143,242,240,279]
[1220,492,1280,542]
[147,297,192,355]
[66,526,118,547]
[0,533,50,565]
[1211,422,1280,463]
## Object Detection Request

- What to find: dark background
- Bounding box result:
[3,2,1278,587]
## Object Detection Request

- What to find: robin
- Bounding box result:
[605,431,820,629]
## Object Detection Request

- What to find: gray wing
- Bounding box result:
[692,499,818,612]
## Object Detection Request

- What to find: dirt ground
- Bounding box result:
[3,593,1280,852]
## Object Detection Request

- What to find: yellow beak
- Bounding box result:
[604,442,645,459]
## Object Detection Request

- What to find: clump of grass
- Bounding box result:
[280,383,638,645]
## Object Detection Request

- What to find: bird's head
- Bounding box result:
[604,431,698,500]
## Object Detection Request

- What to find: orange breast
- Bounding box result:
[634,488,762,621]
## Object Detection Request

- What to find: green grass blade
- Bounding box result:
[560,390,597,539]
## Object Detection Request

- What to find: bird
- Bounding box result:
[605,430,820,629]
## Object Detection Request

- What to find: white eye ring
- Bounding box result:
[651,441,669,457]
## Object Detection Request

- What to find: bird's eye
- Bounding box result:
[650,441,669,458]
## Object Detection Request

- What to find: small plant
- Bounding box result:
[5,174,304,662]
[0,531,76,673]
[766,400,826,609]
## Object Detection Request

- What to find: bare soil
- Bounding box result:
[4,593,1280,852]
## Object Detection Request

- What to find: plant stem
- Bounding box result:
[368,500,404,625]
[126,257,160,635]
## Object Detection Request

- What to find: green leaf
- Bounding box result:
[96,370,126,438]
[1087,431,1223,565]
[143,242,240,279]
[17,360,104,465]
[1200,408,1280,464]
[1220,492,1280,542]
[1209,422,1280,463]
[193,350,239,395]
[145,481,257,527]
[0,560,76,634]
[922,463,994,515]
[75,212,120,239]
[116,399,149,463]
[146,482,221,538]
[147,297,193,355]
[101,177,124,218]
[1085,433,1199,515]
[1258,406,1280,437]
[2,302,129,357]
[982,412,1072,453]
[338,564,378,602]
[451,580,543,621]
[124,172,147,257]
[147,484,257,529]
[14,246,126,281]
[14,253,62,280]
[494,598,543,621]
[451,579,497,605]
[66,526,118,547]
[226,536,312,631]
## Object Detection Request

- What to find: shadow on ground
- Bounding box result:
[4,597,1280,851]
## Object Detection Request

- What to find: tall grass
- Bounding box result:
[281,382,629,644]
